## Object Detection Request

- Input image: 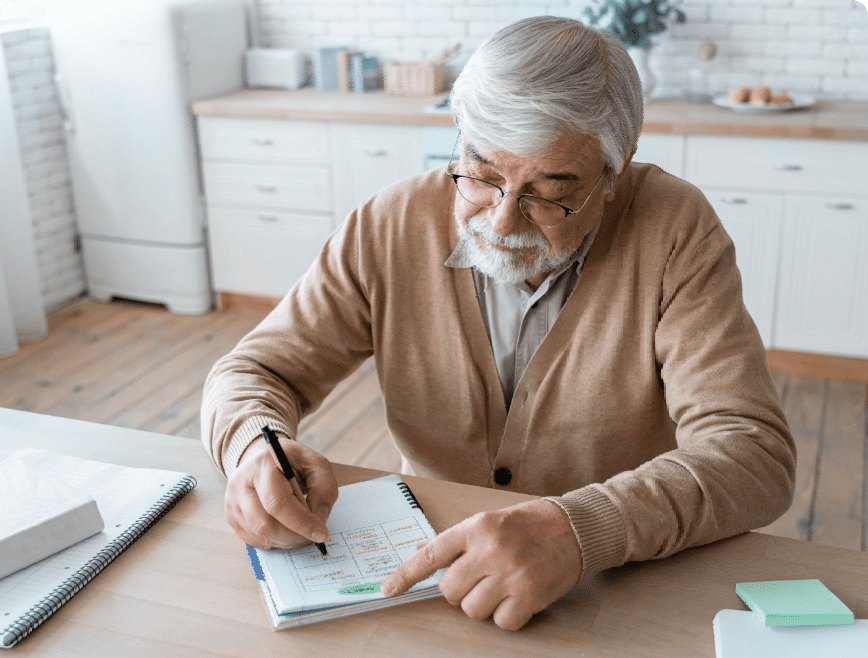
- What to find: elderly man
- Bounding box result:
[202,16,795,631]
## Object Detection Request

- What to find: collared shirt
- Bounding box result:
[445,221,600,409]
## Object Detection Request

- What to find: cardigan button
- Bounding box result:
[494,467,512,486]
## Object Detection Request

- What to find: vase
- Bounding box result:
[627,47,655,102]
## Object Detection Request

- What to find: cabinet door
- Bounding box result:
[774,196,868,358]
[207,208,334,297]
[634,134,685,178]
[331,123,423,223]
[700,188,783,346]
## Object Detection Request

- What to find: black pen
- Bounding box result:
[261,425,328,556]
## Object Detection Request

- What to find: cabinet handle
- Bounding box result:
[363,148,388,157]
[825,202,855,211]
[720,196,748,204]
[252,138,275,146]
[255,184,278,193]
[258,213,279,222]
[772,163,802,171]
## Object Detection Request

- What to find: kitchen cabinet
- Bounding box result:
[195,104,868,359]
[774,196,868,358]
[686,136,868,358]
[331,123,423,224]
[633,134,685,177]
[698,189,783,346]
[198,117,424,297]
[198,117,335,297]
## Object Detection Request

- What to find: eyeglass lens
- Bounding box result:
[454,177,566,226]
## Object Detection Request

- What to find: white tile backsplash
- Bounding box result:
[257,0,868,100]
[1,27,85,313]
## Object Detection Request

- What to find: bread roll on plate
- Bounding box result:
[727,86,750,103]
[749,85,772,105]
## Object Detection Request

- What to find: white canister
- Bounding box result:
[245,48,307,90]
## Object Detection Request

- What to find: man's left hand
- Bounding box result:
[380,498,582,630]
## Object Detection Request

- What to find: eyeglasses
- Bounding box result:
[446,133,606,229]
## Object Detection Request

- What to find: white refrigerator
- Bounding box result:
[46,0,248,314]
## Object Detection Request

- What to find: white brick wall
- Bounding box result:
[1,28,85,313]
[257,0,868,100]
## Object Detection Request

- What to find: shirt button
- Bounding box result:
[494,467,512,486]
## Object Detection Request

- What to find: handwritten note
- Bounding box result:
[254,475,442,614]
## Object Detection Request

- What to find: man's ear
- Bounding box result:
[604,147,636,202]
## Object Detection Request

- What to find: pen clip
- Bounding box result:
[261,425,296,480]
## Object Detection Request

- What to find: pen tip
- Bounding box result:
[317,542,328,556]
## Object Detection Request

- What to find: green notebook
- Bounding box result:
[735,580,854,627]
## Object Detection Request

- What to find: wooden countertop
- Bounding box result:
[191,88,868,140]
[192,88,456,127]
[643,97,868,141]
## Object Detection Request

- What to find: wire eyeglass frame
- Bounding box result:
[445,131,606,229]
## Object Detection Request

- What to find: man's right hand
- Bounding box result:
[224,436,339,549]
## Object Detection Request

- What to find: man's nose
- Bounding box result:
[488,194,526,238]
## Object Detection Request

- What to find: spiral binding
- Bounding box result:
[397,482,423,512]
[1,475,197,649]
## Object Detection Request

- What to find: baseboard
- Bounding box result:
[218,292,282,314]
[767,349,868,383]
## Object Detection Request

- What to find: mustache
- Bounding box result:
[465,215,547,250]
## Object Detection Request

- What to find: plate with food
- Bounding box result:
[713,86,815,113]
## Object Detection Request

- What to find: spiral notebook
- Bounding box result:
[247,474,443,629]
[0,448,197,649]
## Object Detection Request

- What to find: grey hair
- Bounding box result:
[450,16,643,192]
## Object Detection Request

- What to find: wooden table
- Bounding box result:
[2,408,867,657]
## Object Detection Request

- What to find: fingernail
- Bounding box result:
[380,581,394,596]
[312,530,327,542]
[316,505,330,522]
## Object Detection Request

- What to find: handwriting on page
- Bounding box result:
[285,518,428,593]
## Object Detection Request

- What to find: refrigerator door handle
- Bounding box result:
[53,71,74,134]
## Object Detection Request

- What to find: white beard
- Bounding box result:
[454,210,576,285]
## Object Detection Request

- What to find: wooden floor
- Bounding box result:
[1,298,866,552]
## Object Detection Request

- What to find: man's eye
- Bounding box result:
[467,168,494,183]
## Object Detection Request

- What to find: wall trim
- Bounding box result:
[767,349,868,384]
[218,291,282,314]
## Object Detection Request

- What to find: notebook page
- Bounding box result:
[255,474,443,614]
[0,448,193,643]
[713,610,868,658]
[258,579,444,630]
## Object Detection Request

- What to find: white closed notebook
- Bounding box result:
[0,448,196,649]
[714,609,868,658]
[249,474,443,628]
[0,460,105,579]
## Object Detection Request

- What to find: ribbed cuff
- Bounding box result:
[223,414,295,477]
[545,485,627,578]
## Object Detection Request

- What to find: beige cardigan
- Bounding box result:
[201,163,796,579]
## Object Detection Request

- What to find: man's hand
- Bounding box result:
[381,498,582,630]
[225,436,338,549]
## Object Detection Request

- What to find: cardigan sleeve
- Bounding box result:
[549,197,796,579]
[200,211,374,477]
